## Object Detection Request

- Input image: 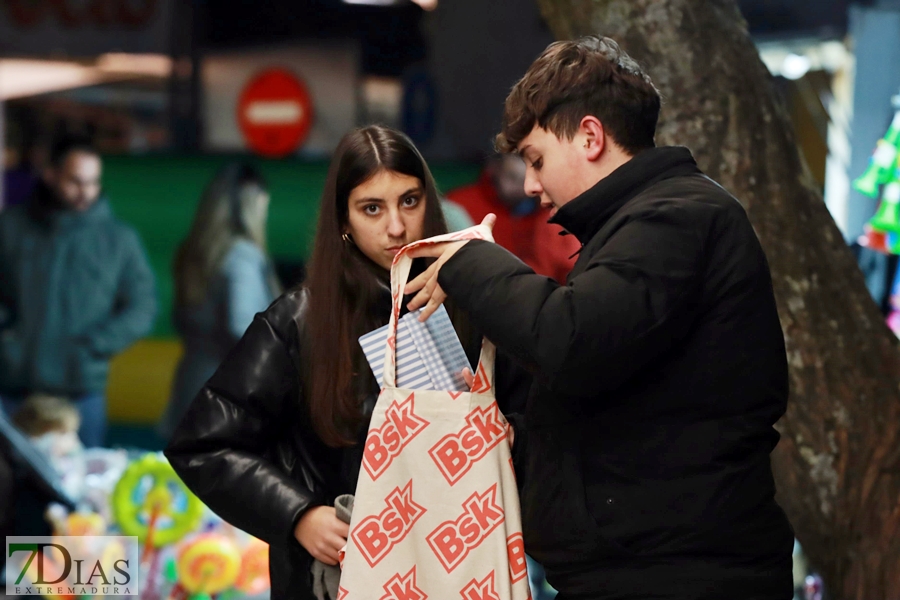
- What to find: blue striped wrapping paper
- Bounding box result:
[359,305,472,392]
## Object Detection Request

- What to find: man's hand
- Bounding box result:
[294,506,349,565]
[405,214,496,321]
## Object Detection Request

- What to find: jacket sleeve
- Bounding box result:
[83,228,157,356]
[493,348,531,416]
[438,206,704,398]
[165,309,319,546]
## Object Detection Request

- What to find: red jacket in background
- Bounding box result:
[446,172,581,283]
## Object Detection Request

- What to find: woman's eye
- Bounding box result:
[402,196,420,207]
[364,205,380,215]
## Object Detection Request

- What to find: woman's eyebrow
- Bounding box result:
[354,186,422,205]
[353,196,385,205]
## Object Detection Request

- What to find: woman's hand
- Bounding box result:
[293,506,349,565]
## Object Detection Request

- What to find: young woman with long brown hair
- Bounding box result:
[165,126,527,600]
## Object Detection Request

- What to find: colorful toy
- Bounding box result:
[235,538,270,596]
[113,453,204,600]
[10,540,76,600]
[868,180,900,234]
[858,224,891,253]
[855,98,900,198]
[887,310,900,336]
[112,453,204,549]
[857,91,900,255]
[177,534,243,597]
[66,512,106,536]
[804,573,824,600]
[163,557,189,600]
[46,504,106,537]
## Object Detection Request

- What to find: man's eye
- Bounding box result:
[533,158,543,170]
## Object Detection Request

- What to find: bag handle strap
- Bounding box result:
[382,224,495,394]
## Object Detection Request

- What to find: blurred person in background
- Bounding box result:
[165,125,529,600]
[158,162,281,441]
[0,135,157,448]
[440,195,475,232]
[2,138,45,211]
[446,153,580,283]
[12,393,85,501]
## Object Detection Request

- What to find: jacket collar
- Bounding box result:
[549,146,700,245]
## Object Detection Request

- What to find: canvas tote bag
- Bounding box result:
[339,224,531,600]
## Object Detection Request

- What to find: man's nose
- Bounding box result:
[524,171,542,197]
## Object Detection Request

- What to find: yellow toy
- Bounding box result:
[177,534,242,596]
[235,538,270,596]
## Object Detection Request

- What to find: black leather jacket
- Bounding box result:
[165,283,528,599]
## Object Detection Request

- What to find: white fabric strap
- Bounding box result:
[381,224,495,391]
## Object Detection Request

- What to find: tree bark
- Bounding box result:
[535,1,900,597]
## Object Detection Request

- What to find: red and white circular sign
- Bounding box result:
[237,68,314,158]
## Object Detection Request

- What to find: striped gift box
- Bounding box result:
[358,305,472,392]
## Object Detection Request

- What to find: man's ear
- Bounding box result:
[579,116,606,161]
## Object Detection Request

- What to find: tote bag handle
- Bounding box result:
[381,224,495,394]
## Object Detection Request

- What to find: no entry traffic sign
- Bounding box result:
[237,68,314,158]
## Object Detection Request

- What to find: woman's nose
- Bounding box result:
[387,211,406,237]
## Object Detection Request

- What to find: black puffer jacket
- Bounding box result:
[438,147,795,600]
[165,279,528,599]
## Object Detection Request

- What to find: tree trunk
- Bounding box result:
[535,1,900,597]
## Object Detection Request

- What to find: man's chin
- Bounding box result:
[68,201,95,212]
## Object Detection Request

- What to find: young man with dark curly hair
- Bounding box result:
[407,36,794,600]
